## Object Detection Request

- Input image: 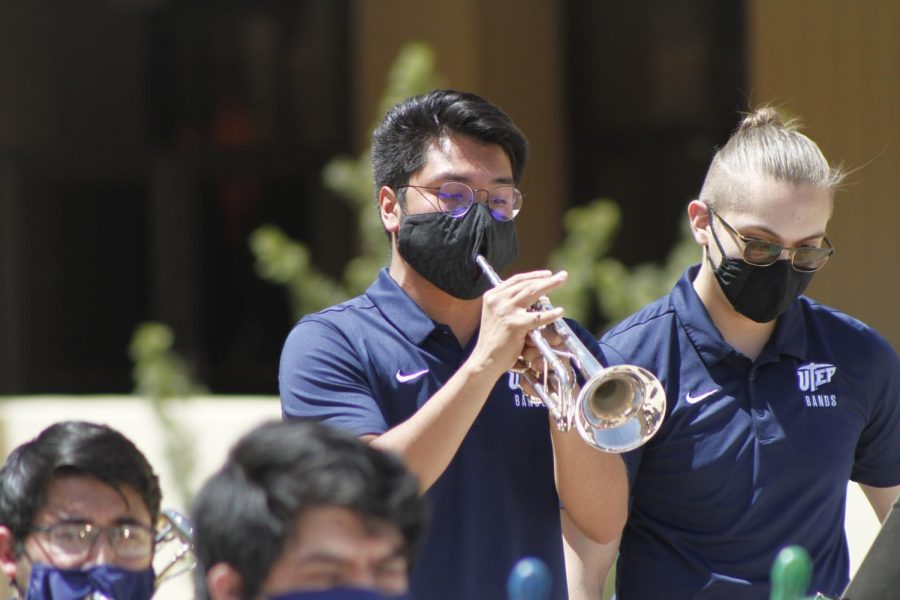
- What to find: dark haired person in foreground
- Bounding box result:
[577,108,900,599]
[0,421,162,600]
[193,420,427,600]
[279,89,628,599]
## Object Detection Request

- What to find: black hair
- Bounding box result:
[191,420,427,600]
[0,421,162,544]
[372,89,529,199]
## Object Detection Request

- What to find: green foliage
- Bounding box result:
[129,322,205,505]
[250,41,444,319]
[248,225,348,317]
[548,199,698,334]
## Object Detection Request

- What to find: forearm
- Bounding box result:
[563,511,620,600]
[551,425,628,543]
[368,359,501,491]
[860,483,900,522]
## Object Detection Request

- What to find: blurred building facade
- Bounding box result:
[0,1,896,395]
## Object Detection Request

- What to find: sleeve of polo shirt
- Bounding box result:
[851,332,900,487]
[279,317,389,437]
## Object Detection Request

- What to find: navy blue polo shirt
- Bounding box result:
[600,265,900,599]
[280,268,574,600]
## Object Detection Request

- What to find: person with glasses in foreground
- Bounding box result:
[193,420,427,600]
[571,107,900,599]
[0,421,161,600]
[279,89,628,600]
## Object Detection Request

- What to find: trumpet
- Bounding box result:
[153,509,195,589]
[476,255,666,453]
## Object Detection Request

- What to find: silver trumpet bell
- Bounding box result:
[476,255,666,453]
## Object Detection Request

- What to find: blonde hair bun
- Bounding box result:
[738,106,789,133]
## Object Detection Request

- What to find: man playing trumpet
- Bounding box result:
[279,89,628,600]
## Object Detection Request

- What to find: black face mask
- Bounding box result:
[707,221,814,323]
[397,203,518,300]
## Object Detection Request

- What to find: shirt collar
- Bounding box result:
[766,296,809,360]
[672,264,810,365]
[364,268,440,346]
[672,265,733,367]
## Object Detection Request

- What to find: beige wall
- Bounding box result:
[351,0,568,271]
[748,1,900,347]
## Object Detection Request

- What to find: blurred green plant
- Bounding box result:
[249,41,444,318]
[129,322,206,506]
[548,199,697,334]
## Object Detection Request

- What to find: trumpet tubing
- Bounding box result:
[154,509,196,591]
[475,255,666,453]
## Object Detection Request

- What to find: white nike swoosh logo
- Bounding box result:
[685,389,719,404]
[395,369,429,383]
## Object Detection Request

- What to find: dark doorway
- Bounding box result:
[565,0,746,265]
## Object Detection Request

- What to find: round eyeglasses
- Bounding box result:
[31,522,156,567]
[709,207,834,272]
[397,181,523,221]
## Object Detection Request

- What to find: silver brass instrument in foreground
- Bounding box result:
[154,509,195,589]
[476,255,666,453]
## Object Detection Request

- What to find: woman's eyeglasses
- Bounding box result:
[709,207,834,272]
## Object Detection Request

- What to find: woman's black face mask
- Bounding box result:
[706,213,814,323]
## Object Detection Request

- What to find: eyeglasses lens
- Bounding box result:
[791,248,830,271]
[436,182,472,217]
[742,240,783,266]
[485,186,522,221]
[112,526,154,558]
[49,525,92,557]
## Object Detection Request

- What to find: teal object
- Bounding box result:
[770,546,814,600]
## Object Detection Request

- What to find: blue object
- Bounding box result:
[24,564,154,600]
[507,557,553,600]
[599,265,900,598]
[280,269,595,599]
[270,589,413,600]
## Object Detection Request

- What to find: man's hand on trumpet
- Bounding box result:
[516,305,580,412]
[469,269,568,382]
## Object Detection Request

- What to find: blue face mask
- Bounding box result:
[23,563,155,600]
[270,589,413,600]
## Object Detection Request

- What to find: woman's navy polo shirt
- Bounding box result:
[600,265,900,599]
[280,268,582,600]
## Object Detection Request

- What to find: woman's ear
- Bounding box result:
[206,563,245,600]
[687,200,711,246]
